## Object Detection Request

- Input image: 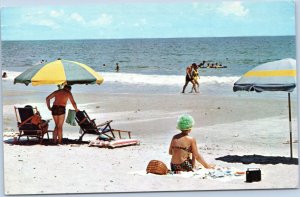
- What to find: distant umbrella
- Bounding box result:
[14,59,104,86]
[233,58,296,158]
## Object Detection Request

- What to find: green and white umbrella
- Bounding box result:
[233,58,297,158]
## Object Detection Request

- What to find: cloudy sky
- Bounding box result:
[1,0,296,40]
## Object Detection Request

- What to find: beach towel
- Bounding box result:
[66,109,77,126]
[89,139,140,148]
[129,167,246,182]
[133,166,246,181]
[168,167,246,180]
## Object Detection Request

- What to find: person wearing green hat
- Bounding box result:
[169,114,215,172]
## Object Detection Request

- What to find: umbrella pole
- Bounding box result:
[288,93,293,159]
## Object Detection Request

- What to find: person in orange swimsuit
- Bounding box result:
[169,114,215,172]
[46,85,79,144]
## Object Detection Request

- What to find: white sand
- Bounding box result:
[2,88,299,195]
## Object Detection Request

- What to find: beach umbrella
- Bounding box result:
[14,59,104,86]
[233,58,297,158]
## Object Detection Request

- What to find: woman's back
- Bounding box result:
[170,134,193,164]
[169,114,215,172]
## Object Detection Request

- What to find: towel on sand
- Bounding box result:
[66,109,77,126]
[166,167,245,180]
[89,139,140,148]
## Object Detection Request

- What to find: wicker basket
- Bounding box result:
[146,160,169,175]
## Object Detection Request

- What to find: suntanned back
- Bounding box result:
[52,90,70,106]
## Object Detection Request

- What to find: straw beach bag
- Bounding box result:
[146,160,169,175]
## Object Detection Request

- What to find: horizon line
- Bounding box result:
[1,35,295,42]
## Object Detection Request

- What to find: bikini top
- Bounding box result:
[172,145,192,153]
[192,70,198,77]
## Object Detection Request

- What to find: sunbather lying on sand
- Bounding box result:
[169,114,215,173]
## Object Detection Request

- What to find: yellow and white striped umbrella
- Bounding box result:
[14,59,104,86]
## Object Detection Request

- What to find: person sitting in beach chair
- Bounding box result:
[169,114,215,173]
[75,110,131,141]
[14,105,51,143]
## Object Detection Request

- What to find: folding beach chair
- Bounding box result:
[14,105,51,143]
[75,110,131,141]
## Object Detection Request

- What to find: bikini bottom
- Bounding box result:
[51,105,66,116]
[170,158,193,172]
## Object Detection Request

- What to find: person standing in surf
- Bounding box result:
[115,63,120,72]
[190,64,200,93]
[181,63,197,93]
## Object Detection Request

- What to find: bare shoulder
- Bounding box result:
[171,135,177,140]
[187,136,196,142]
[173,133,183,139]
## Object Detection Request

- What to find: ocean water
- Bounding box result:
[1,36,296,97]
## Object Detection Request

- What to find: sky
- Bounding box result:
[0,0,296,40]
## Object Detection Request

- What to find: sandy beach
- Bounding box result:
[2,82,299,195]
[1,1,299,195]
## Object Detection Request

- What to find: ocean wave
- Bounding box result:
[2,70,240,86]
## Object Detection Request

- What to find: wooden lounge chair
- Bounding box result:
[75,110,131,141]
[14,105,51,144]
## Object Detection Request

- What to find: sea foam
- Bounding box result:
[3,70,240,87]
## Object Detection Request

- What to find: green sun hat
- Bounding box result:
[176,114,195,131]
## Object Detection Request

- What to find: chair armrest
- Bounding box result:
[112,129,131,139]
[113,129,131,133]
[18,115,34,127]
[97,120,113,127]
[91,119,97,126]
[100,133,115,140]
[40,121,50,127]
[79,117,87,125]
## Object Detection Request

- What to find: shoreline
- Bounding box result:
[3,92,297,129]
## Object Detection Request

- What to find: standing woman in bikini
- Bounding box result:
[46,85,79,144]
[169,114,215,172]
[190,64,200,93]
